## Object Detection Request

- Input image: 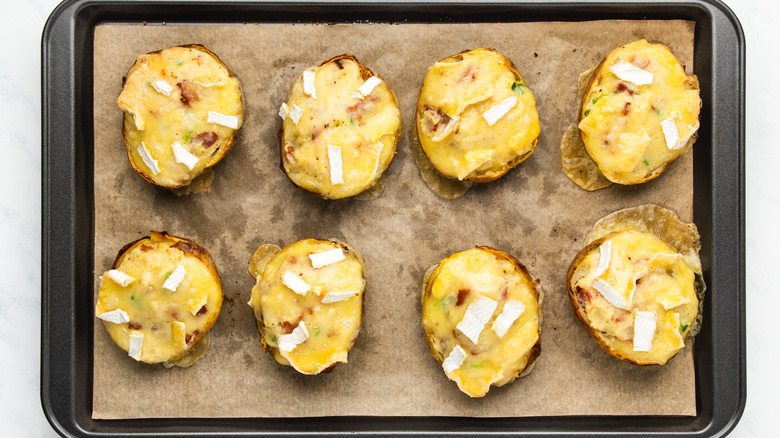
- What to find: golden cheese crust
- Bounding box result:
[95,232,223,364]
[416,48,540,182]
[567,206,704,366]
[421,247,541,397]
[117,45,244,188]
[247,239,366,374]
[578,40,700,185]
[280,55,402,199]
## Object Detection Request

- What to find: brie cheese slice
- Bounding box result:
[309,248,345,269]
[162,265,186,292]
[207,111,239,129]
[278,321,309,353]
[456,296,498,344]
[633,310,657,352]
[289,105,303,125]
[137,142,160,175]
[609,62,654,86]
[321,290,359,303]
[105,269,135,287]
[171,141,198,170]
[442,345,467,374]
[303,69,317,99]
[98,309,130,324]
[327,144,345,185]
[152,80,174,96]
[482,96,517,126]
[281,270,310,296]
[592,279,628,310]
[594,241,612,278]
[128,332,144,361]
[357,76,382,97]
[491,300,526,338]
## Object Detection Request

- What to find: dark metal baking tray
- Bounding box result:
[41,0,745,436]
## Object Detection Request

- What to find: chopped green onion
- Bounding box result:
[270,335,277,343]
[164,271,173,279]
[173,58,184,66]
[349,117,355,126]
[643,159,650,166]
[184,131,193,143]
[655,109,662,116]
[512,81,526,94]
[467,361,484,369]
[584,109,591,117]
[314,329,321,336]
[680,323,689,333]
[592,93,609,105]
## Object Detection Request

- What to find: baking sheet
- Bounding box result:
[92,20,696,419]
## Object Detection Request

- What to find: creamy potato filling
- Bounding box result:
[248,239,365,375]
[280,56,401,199]
[95,232,222,364]
[416,49,540,181]
[574,230,698,363]
[117,46,243,188]
[578,40,700,184]
[422,247,540,397]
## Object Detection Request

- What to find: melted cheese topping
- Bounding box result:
[575,230,697,364]
[416,49,540,181]
[281,56,401,199]
[248,239,365,374]
[117,46,243,188]
[95,233,222,364]
[422,247,540,397]
[578,40,700,184]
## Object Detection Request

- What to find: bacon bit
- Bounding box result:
[284,143,295,163]
[196,305,208,316]
[346,95,379,121]
[578,286,592,303]
[194,132,218,148]
[623,102,632,115]
[500,285,509,299]
[459,66,478,83]
[192,57,202,66]
[630,55,651,69]
[614,316,623,323]
[424,106,451,133]
[334,59,344,70]
[279,321,296,334]
[616,82,633,94]
[456,288,470,306]
[139,244,154,252]
[128,321,142,330]
[176,80,199,107]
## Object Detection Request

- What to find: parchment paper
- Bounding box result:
[93,20,696,419]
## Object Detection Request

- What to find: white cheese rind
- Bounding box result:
[278,103,289,120]
[491,300,526,338]
[321,290,359,303]
[592,279,628,310]
[661,117,683,150]
[351,91,364,100]
[162,265,186,292]
[594,241,612,278]
[128,332,144,360]
[456,296,498,344]
[289,105,303,125]
[442,345,467,374]
[357,76,382,97]
[277,321,309,353]
[98,309,130,324]
[609,61,654,86]
[482,96,517,127]
[633,311,657,352]
[137,142,160,175]
[303,69,317,99]
[171,141,199,170]
[327,144,345,185]
[152,80,174,96]
[309,248,345,269]
[281,271,310,296]
[207,111,239,129]
[105,269,135,287]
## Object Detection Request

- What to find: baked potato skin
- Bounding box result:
[577,40,700,185]
[118,45,244,189]
[416,49,540,183]
[97,231,222,364]
[279,54,401,199]
[567,230,698,366]
[422,246,541,397]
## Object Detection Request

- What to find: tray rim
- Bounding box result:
[41,0,745,437]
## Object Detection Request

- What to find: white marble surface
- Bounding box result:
[0,0,775,436]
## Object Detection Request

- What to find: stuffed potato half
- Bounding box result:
[280,55,402,199]
[117,45,244,189]
[578,40,700,185]
[421,246,541,397]
[95,232,223,365]
[416,48,540,182]
[248,239,366,374]
[567,205,705,365]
